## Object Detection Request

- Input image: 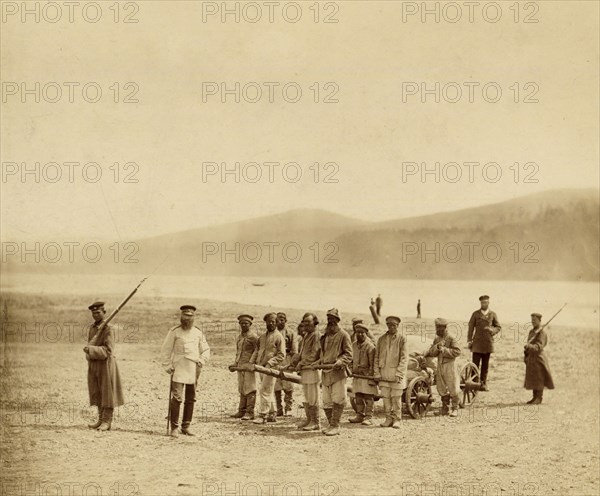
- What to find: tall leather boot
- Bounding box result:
[169,398,181,436]
[322,408,333,434]
[181,400,195,436]
[284,390,294,416]
[303,405,320,432]
[87,406,102,429]
[297,402,310,429]
[97,407,113,431]
[380,398,393,427]
[275,390,284,417]
[391,399,402,429]
[325,403,343,436]
[230,394,246,419]
[242,392,256,420]
[531,390,543,405]
[441,395,450,416]
[362,396,374,426]
[449,396,459,417]
[480,367,489,391]
[348,394,365,423]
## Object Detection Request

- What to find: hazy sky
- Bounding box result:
[2,1,598,241]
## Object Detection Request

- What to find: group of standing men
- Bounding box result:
[82,294,555,435]
[228,308,460,434]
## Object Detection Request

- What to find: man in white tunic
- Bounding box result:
[161,305,210,437]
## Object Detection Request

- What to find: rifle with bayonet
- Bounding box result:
[98,277,149,332]
[524,303,566,361]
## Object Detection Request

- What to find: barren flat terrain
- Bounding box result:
[1,292,598,496]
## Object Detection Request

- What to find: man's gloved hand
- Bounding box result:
[467,341,473,350]
[83,346,89,353]
[396,376,404,384]
[166,367,174,375]
[333,360,344,370]
[228,364,236,372]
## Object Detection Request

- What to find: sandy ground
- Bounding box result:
[0,292,598,496]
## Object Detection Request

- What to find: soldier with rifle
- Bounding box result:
[84,301,125,431]
[161,305,211,437]
[83,278,147,431]
[524,310,560,404]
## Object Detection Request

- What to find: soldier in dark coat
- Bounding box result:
[83,302,124,431]
[467,295,501,391]
[524,313,554,404]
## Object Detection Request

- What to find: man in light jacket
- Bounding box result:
[374,315,408,429]
[161,305,210,437]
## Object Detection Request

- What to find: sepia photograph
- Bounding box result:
[1,1,599,495]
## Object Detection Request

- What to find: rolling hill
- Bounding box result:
[3,189,598,281]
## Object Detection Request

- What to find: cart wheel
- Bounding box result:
[406,376,433,419]
[459,362,480,408]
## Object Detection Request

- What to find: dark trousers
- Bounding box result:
[170,382,196,428]
[472,352,491,383]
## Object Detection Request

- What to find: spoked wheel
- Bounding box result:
[459,362,480,408]
[406,376,433,419]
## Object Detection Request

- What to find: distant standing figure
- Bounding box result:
[417,300,421,319]
[467,295,501,391]
[375,294,383,317]
[524,313,554,405]
[369,301,380,325]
